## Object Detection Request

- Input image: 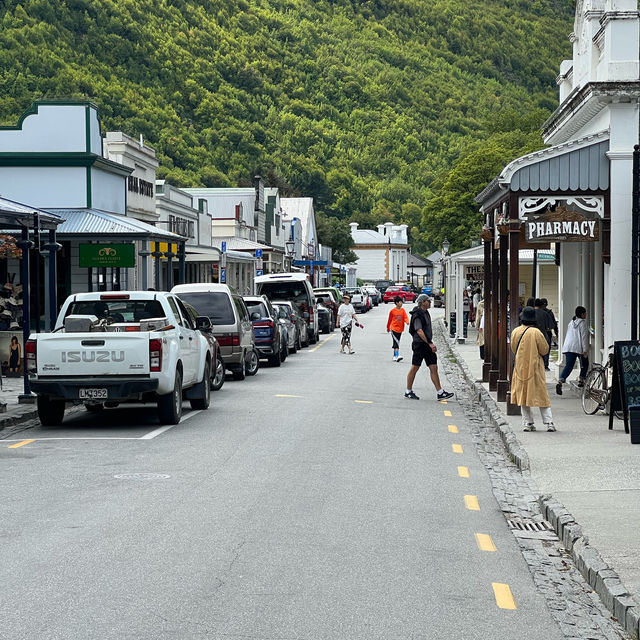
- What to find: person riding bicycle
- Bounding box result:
[556,306,589,395]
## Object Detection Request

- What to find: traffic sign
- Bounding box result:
[221,241,227,253]
[256,269,263,276]
[220,267,226,283]
[256,258,263,269]
[256,249,263,258]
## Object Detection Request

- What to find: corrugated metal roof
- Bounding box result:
[511,140,609,191]
[211,237,272,251]
[0,196,63,227]
[46,209,182,240]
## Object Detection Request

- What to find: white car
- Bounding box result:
[26,291,214,426]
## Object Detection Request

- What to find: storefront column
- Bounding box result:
[17,227,34,400]
[482,236,492,382]
[497,227,509,402]
[489,240,499,391]
[507,212,521,415]
[594,238,604,363]
[46,229,59,330]
[178,243,186,285]
[152,250,162,289]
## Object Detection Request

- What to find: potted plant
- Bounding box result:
[480,225,493,241]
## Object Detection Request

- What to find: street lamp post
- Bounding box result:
[441,237,450,325]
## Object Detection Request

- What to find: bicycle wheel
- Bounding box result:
[582,368,606,415]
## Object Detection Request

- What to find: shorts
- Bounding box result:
[411,342,438,367]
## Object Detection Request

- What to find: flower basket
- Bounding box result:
[0,235,21,259]
[496,216,509,235]
[480,226,493,241]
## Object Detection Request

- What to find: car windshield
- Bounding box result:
[66,299,164,322]
[174,292,235,324]
[245,301,269,318]
[258,282,307,303]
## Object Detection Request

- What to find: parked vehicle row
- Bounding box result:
[25,274,337,428]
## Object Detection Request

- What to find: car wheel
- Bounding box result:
[37,396,65,426]
[232,362,246,381]
[190,360,211,410]
[157,368,183,425]
[211,354,225,391]
[296,334,302,350]
[245,348,260,376]
[309,330,317,345]
[281,340,288,362]
[268,352,281,367]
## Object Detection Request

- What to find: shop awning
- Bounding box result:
[45,208,184,241]
[185,246,255,263]
[0,196,63,229]
[476,130,610,211]
[212,237,272,252]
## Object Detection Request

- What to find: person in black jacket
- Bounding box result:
[534,299,553,370]
[404,295,454,401]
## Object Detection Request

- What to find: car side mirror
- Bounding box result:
[195,316,212,332]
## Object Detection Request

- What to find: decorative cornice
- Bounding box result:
[543,82,640,144]
[606,150,633,160]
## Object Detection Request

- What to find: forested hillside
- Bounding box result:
[0,0,574,253]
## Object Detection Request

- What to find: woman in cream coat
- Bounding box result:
[510,306,555,432]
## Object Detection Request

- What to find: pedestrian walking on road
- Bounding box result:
[387,296,409,362]
[510,306,555,432]
[405,294,454,401]
[556,306,589,395]
[337,293,358,355]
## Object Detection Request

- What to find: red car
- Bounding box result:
[383,285,417,303]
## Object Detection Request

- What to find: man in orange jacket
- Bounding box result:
[386,296,409,361]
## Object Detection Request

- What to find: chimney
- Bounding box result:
[253,175,264,211]
[349,222,359,235]
[377,224,386,235]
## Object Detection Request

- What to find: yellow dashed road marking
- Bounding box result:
[310,334,334,352]
[464,495,480,511]
[457,466,470,478]
[9,439,34,449]
[444,410,452,417]
[452,444,463,454]
[355,400,373,404]
[448,425,458,433]
[492,583,517,609]
[475,533,497,552]
[275,394,302,398]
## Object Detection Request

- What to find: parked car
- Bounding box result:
[243,295,287,367]
[273,303,299,353]
[314,286,341,308]
[383,285,417,303]
[171,283,258,381]
[183,302,225,391]
[344,287,367,312]
[363,286,381,306]
[274,300,308,348]
[375,279,395,295]
[256,272,319,344]
[421,284,434,295]
[316,300,333,334]
[432,293,443,307]
[314,294,336,330]
[27,291,213,426]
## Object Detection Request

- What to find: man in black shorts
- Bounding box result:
[405,294,454,401]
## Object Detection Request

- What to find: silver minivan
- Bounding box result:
[255,273,319,344]
[171,283,258,380]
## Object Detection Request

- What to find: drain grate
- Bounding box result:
[113,473,171,480]
[507,518,553,532]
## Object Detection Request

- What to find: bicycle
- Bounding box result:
[581,346,623,417]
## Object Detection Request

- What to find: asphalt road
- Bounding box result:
[0,304,566,640]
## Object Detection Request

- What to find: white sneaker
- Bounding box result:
[546,423,556,432]
[393,356,398,361]
[523,424,536,432]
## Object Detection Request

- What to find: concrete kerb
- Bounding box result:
[436,318,640,638]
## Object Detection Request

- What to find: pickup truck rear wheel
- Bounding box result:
[190,360,211,410]
[232,355,246,380]
[157,369,183,425]
[37,396,65,426]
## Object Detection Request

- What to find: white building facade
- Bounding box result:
[349,222,409,283]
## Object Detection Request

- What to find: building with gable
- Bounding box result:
[349,222,409,283]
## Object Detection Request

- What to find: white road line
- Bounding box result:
[140,410,202,439]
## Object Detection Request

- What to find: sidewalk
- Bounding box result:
[439,318,640,635]
[0,375,39,437]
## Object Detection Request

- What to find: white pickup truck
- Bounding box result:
[26,291,214,427]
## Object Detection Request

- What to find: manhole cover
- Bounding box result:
[113,473,171,480]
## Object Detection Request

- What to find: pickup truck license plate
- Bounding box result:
[79,388,108,400]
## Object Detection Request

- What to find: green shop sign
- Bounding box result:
[79,243,135,268]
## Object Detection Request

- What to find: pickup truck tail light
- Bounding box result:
[149,338,162,372]
[217,335,240,347]
[254,320,274,329]
[25,340,37,373]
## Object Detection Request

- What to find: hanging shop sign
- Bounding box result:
[79,243,135,268]
[464,265,484,282]
[524,207,599,243]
